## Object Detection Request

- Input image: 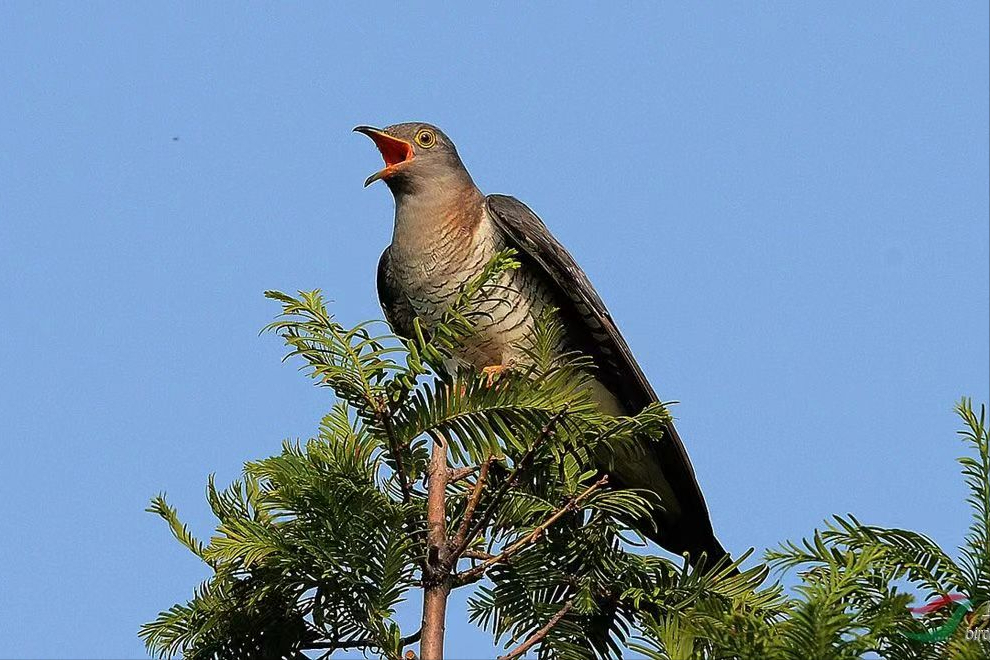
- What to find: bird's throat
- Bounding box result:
[390,183,486,261]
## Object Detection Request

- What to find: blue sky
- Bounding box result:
[0,3,987,658]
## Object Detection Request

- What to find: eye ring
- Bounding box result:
[415,129,436,148]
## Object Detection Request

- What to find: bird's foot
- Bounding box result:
[481,364,510,387]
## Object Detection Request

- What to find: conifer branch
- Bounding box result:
[460,408,567,553]
[461,549,496,561]
[448,455,495,563]
[378,405,413,503]
[448,465,478,483]
[145,285,990,660]
[309,629,422,654]
[498,598,575,660]
[456,475,608,585]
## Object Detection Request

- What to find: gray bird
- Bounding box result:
[356,122,729,567]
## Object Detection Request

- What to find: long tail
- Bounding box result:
[688,535,738,575]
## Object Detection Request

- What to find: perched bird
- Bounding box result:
[356,122,729,567]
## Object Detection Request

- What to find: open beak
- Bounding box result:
[353,126,415,187]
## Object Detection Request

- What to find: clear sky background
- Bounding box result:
[1,3,987,658]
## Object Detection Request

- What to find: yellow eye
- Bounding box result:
[415,130,436,148]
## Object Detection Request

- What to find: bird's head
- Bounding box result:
[354,122,474,195]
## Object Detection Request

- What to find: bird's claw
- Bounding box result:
[481,364,509,387]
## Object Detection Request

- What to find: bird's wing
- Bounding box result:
[486,194,721,557]
[486,194,657,407]
[377,247,416,339]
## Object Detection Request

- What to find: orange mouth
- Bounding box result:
[354,126,414,186]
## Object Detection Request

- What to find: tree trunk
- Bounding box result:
[420,438,450,660]
[420,580,450,660]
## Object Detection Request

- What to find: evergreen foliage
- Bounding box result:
[141,254,990,659]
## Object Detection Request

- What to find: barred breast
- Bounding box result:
[468,226,559,369]
[388,204,556,371]
[384,199,629,423]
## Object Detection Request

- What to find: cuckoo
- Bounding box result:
[356,122,729,568]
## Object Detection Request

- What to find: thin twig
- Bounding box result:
[448,456,495,562]
[460,409,567,553]
[498,599,575,660]
[461,549,496,561]
[456,476,608,585]
[308,628,421,651]
[378,407,413,503]
[448,465,478,483]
